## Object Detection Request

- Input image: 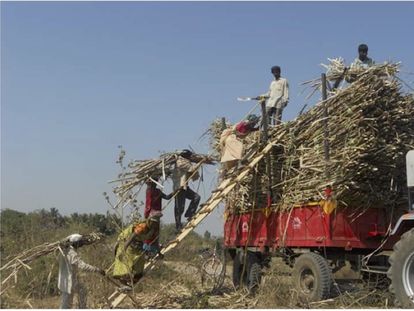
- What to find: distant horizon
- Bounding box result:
[0,206,224,238]
[2,1,413,236]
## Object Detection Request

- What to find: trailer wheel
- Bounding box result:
[247,252,262,293]
[232,252,247,289]
[293,252,332,302]
[388,228,414,308]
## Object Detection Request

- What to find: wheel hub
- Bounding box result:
[300,268,315,294]
[402,252,414,302]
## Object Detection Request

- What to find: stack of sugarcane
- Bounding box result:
[111,152,178,201]
[302,58,399,97]
[0,232,104,292]
[214,62,414,213]
[107,151,216,213]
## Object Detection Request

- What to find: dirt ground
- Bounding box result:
[2,257,395,309]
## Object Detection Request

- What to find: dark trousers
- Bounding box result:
[174,187,201,229]
[267,107,282,126]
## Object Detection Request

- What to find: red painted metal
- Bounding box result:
[224,204,391,251]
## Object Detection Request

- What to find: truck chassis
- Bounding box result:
[224,204,414,306]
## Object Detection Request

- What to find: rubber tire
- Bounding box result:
[247,252,262,294]
[292,252,332,302]
[388,228,414,308]
[232,253,247,289]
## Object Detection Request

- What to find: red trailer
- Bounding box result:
[225,204,394,251]
[224,151,414,307]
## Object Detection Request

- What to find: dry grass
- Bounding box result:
[128,257,395,309]
[255,258,395,309]
[2,253,396,309]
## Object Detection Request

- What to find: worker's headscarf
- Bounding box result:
[66,233,83,243]
[133,214,161,235]
[246,114,260,125]
[64,233,83,248]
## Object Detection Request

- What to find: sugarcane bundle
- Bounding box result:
[219,62,414,213]
[111,153,177,199]
[110,151,216,200]
[0,232,104,290]
[302,59,399,97]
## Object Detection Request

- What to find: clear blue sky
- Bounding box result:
[2,2,413,235]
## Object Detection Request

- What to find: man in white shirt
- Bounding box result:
[345,44,375,84]
[350,43,374,70]
[58,234,104,309]
[261,66,289,126]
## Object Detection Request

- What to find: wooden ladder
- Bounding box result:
[107,135,281,308]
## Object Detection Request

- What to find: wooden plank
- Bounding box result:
[104,276,139,307]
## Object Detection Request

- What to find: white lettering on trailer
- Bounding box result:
[293,217,302,230]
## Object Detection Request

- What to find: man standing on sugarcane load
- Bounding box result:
[344,44,375,84]
[172,149,201,232]
[58,234,105,309]
[259,65,289,126]
[333,44,375,88]
[112,214,161,288]
[350,43,375,70]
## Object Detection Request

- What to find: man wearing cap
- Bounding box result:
[171,149,201,232]
[58,234,105,309]
[112,215,160,287]
[260,66,289,126]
